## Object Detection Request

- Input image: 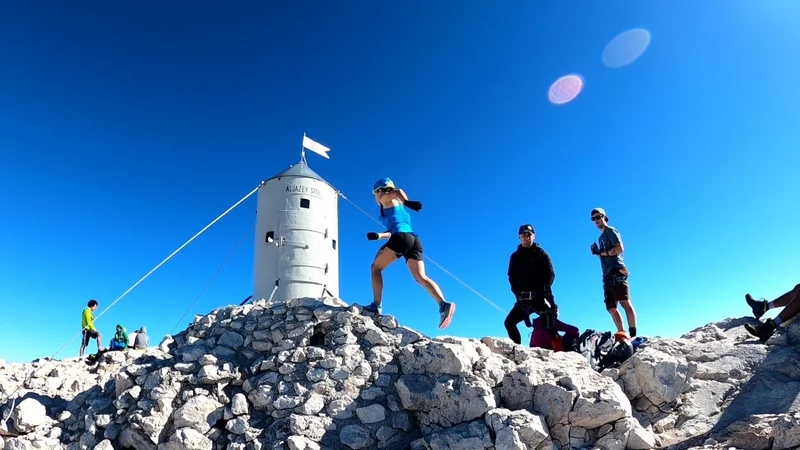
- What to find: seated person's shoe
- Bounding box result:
[744,318,777,343]
[745,294,768,320]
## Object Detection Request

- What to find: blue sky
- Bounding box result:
[2,1,800,363]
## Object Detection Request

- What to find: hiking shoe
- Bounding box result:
[745,318,777,343]
[362,302,382,315]
[438,301,456,329]
[745,294,768,319]
[613,331,629,343]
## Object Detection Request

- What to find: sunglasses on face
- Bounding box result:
[520,233,533,238]
[591,215,603,221]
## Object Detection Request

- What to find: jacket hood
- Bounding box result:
[138,327,147,334]
[516,243,540,251]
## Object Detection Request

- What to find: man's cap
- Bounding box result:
[518,224,534,235]
[591,207,608,221]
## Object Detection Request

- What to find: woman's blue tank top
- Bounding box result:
[380,204,414,234]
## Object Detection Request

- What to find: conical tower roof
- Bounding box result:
[266,160,330,186]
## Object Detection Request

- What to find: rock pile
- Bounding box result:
[1,297,800,450]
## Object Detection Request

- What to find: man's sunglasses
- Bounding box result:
[591,215,603,221]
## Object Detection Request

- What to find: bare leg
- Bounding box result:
[620,301,637,329]
[406,259,445,305]
[370,248,399,305]
[771,284,800,308]
[79,345,85,357]
[96,334,102,352]
[777,293,800,324]
[607,308,625,332]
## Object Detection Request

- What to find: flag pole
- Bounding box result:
[301,132,307,164]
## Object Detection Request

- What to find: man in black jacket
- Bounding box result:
[505,224,556,345]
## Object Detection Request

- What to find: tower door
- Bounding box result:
[277,209,327,286]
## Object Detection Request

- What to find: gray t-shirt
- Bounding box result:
[598,225,626,275]
[134,332,149,349]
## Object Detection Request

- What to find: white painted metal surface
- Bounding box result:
[253,161,339,304]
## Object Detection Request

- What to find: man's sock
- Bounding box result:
[629,326,637,337]
[768,301,777,310]
[774,316,783,326]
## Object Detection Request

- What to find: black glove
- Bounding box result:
[591,243,601,255]
[542,290,555,309]
[367,232,380,241]
[404,200,423,212]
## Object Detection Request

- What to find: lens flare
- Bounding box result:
[602,28,651,68]
[548,74,584,105]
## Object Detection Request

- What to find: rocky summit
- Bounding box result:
[1,297,800,450]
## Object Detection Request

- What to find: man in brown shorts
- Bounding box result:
[590,208,638,338]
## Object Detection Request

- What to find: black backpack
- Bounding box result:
[577,329,618,372]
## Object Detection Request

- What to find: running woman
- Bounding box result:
[362,177,456,329]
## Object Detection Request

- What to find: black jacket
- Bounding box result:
[508,243,555,298]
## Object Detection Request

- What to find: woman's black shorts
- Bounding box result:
[381,232,423,261]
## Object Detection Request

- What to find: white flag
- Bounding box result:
[302,135,331,159]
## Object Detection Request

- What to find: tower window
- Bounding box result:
[332,239,337,250]
[266,231,274,242]
[300,198,310,208]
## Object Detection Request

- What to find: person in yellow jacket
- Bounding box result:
[80,299,103,357]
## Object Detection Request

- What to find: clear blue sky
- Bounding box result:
[2,1,800,363]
